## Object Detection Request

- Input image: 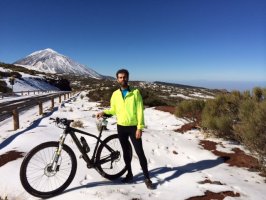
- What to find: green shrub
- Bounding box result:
[242,90,251,100]
[252,87,263,102]
[235,99,266,160]
[139,88,172,107]
[86,86,116,105]
[175,99,205,122]
[0,80,12,93]
[144,96,168,107]
[215,115,232,135]
[86,86,171,107]
[262,88,266,100]
[201,93,241,138]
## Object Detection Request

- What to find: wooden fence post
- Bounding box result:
[51,97,54,109]
[67,93,70,99]
[64,94,66,100]
[39,101,43,115]
[12,109,19,130]
[59,95,62,103]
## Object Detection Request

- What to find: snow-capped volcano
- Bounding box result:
[14,48,103,79]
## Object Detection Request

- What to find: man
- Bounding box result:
[96,69,154,189]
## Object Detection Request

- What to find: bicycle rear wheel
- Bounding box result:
[96,134,132,180]
[20,142,77,198]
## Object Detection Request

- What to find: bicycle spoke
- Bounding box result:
[23,144,75,193]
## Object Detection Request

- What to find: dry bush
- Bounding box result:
[71,120,84,128]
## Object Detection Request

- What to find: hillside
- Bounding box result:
[1,61,225,106]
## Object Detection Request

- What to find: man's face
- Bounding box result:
[117,73,128,88]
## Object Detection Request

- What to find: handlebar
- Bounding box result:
[50,114,112,130]
[50,117,74,127]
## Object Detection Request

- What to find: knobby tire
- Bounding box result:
[20,142,77,198]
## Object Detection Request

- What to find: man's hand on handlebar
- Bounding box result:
[96,112,105,119]
[96,112,113,119]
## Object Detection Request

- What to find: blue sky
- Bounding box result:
[0,0,265,90]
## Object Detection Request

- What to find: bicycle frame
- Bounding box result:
[59,123,113,169]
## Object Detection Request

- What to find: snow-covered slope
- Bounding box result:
[0,66,60,92]
[0,92,265,200]
[14,48,103,79]
[3,75,59,92]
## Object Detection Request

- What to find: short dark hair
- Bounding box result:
[116,69,129,78]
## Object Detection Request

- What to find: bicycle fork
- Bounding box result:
[50,132,67,172]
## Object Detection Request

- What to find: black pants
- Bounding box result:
[117,125,150,179]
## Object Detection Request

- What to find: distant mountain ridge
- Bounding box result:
[13,48,105,79]
[154,81,205,89]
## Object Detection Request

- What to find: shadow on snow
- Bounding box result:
[60,156,227,196]
[0,107,58,150]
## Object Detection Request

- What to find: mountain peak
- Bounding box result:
[14,49,104,79]
[43,48,57,53]
[28,48,59,57]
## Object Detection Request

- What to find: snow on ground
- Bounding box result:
[0,66,12,72]
[0,91,266,200]
[189,92,215,99]
[169,94,193,99]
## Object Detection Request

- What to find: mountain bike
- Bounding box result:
[20,115,132,198]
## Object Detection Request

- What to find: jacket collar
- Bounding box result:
[119,86,131,92]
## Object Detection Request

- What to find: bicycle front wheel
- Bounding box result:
[96,134,132,180]
[20,142,77,198]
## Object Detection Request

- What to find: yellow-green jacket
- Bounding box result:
[104,87,145,130]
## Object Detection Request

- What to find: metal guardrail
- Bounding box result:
[0,90,58,99]
[0,91,74,130]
